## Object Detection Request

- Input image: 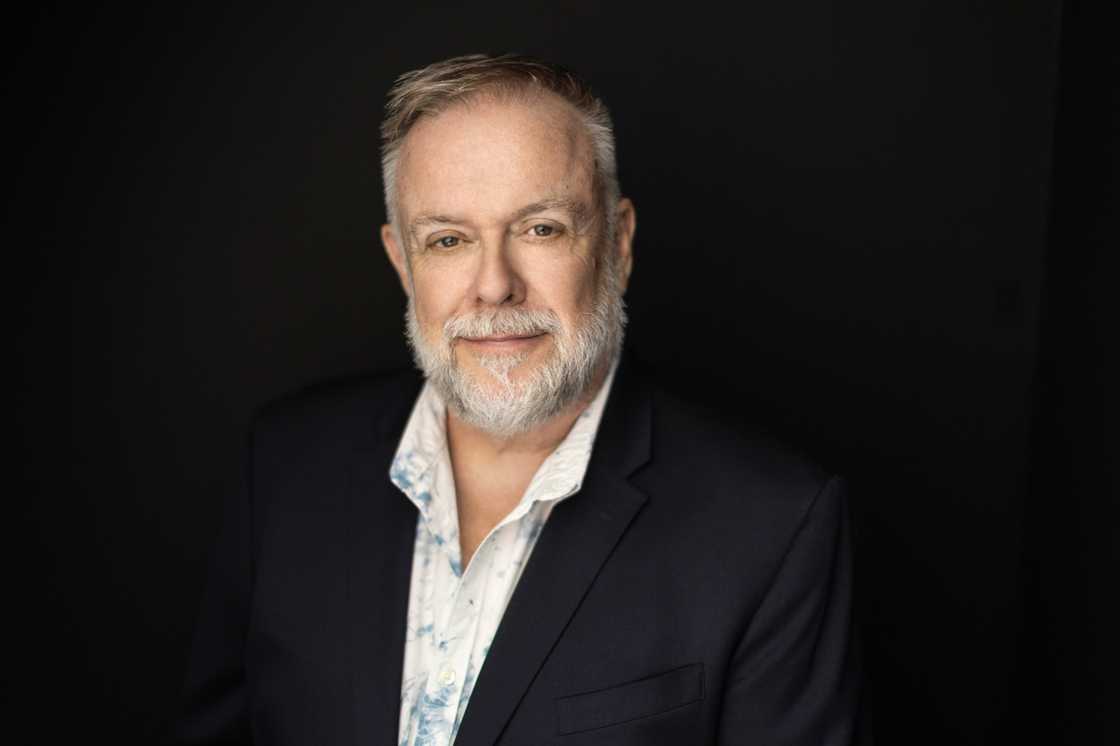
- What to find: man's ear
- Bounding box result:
[380,223,412,297]
[612,197,637,292]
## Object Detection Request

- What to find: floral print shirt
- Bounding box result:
[390,362,618,746]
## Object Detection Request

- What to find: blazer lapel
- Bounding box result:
[453,356,653,746]
[348,376,422,746]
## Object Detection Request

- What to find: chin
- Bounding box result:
[465,354,540,390]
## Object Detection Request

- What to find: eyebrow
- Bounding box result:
[511,198,592,227]
[409,197,594,234]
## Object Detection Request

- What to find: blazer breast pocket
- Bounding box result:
[555,663,704,736]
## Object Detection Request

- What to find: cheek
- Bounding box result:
[531,259,599,322]
[411,270,467,327]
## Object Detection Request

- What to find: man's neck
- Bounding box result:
[443,358,614,570]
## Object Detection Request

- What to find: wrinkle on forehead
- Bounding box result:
[409,197,595,235]
[394,90,597,227]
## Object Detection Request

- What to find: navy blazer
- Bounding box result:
[168,355,863,745]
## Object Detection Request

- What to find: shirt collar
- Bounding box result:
[389,357,620,544]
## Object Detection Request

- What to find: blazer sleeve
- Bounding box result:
[164,422,257,745]
[717,475,864,745]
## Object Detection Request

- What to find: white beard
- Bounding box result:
[404,257,626,438]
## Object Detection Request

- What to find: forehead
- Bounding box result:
[396,91,596,223]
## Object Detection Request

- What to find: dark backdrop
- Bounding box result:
[13,2,1115,744]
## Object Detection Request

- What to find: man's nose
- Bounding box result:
[472,235,524,306]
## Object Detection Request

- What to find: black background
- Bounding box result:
[12,1,1116,744]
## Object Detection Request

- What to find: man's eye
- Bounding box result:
[432,235,460,249]
[529,224,557,238]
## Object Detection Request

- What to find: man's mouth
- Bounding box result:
[460,332,546,343]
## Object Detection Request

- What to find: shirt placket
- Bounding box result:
[427,530,496,744]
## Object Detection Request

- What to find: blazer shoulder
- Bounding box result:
[642,379,836,507]
[251,366,422,441]
[624,370,848,588]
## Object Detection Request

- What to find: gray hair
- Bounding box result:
[379,53,621,243]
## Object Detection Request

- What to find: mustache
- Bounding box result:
[443,308,561,341]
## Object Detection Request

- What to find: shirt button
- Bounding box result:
[438,666,457,686]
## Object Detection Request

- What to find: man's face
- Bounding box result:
[381,92,634,436]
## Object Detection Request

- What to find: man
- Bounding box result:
[170,54,862,745]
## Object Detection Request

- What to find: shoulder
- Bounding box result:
[250,366,422,447]
[650,382,830,492]
[625,361,839,528]
[608,357,849,598]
